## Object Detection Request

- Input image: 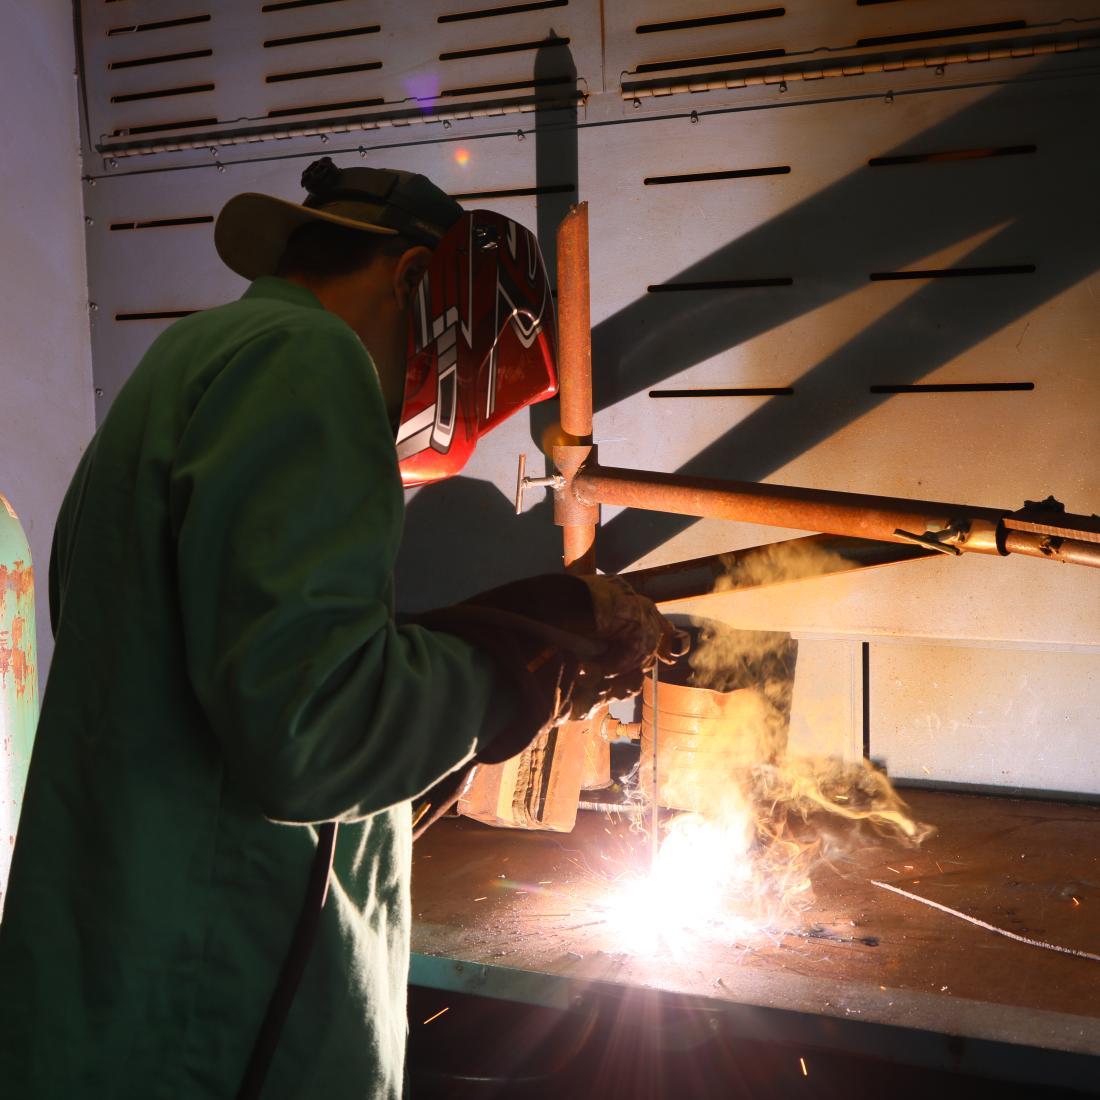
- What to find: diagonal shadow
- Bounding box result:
[591,66,1100,570]
[399,57,1097,602]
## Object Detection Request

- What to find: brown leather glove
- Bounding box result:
[409,574,686,835]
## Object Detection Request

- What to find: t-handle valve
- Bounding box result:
[514,454,563,515]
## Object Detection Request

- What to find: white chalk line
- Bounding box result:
[870,879,1100,963]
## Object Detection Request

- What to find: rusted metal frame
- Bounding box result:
[620,534,936,605]
[549,208,1099,581]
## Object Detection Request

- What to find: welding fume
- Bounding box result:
[0,157,681,1099]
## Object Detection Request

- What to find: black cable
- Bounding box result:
[236,821,338,1100]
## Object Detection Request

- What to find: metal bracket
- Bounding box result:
[514,454,563,515]
[893,527,963,556]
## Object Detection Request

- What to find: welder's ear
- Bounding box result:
[393,245,432,310]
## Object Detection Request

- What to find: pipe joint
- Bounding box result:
[552,444,599,528]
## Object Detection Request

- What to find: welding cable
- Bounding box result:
[237,821,339,1100]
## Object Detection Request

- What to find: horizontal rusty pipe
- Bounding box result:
[577,465,1005,548]
[1003,531,1100,568]
[573,465,1100,567]
[621,534,936,605]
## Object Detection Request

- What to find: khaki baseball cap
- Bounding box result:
[215,156,463,281]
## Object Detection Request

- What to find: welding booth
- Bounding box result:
[1,1,1099,1097]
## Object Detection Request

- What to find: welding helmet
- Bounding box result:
[215,158,557,484]
[397,210,558,486]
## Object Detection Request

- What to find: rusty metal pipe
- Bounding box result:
[555,203,593,445]
[555,204,597,574]
[574,464,1010,549]
[1003,531,1100,568]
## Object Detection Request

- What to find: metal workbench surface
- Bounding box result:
[410,789,1100,1085]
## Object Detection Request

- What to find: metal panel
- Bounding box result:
[870,643,1100,794]
[81,0,599,150]
[78,3,1100,793]
[83,133,545,409]
[605,0,1100,100]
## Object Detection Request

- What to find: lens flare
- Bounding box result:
[599,811,760,954]
[454,147,470,166]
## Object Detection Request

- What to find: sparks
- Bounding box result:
[799,1056,808,1077]
[598,811,758,953]
[422,1007,449,1025]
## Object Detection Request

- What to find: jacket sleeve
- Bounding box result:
[168,314,512,823]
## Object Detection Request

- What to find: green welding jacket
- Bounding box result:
[0,277,511,1098]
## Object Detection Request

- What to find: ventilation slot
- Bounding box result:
[870,382,1034,394]
[262,0,354,11]
[870,145,1036,167]
[264,25,380,48]
[110,83,214,104]
[440,1,568,22]
[869,265,1035,281]
[648,277,793,292]
[440,36,570,61]
[115,310,199,322]
[267,61,382,84]
[107,15,211,37]
[109,49,213,70]
[267,96,385,118]
[637,7,785,34]
[111,117,218,137]
[635,48,783,74]
[450,183,574,200]
[856,20,1026,48]
[441,74,572,97]
[110,216,213,231]
[645,166,789,185]
[650,387,794,398]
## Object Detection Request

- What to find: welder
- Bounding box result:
[0,159,677,1098]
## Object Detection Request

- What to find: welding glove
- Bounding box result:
[409,574,686,834]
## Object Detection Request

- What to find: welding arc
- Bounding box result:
[871,880,1100,963]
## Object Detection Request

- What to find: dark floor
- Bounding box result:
[407,984,1099,1100]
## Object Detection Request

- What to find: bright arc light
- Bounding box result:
[600,812,756,954]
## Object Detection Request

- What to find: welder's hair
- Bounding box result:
[275,220,415,280]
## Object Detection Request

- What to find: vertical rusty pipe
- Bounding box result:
[556,202,593,444]
[555,203,597,574]
[554,205,605,791]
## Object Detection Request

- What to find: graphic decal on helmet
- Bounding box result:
[397,210,558,487]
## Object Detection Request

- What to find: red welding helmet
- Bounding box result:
[396,210,558,486]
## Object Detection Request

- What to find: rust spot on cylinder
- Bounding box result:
[0,561,35,604]
[0,562,36,697]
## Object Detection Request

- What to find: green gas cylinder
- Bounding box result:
[0,493,38,911]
